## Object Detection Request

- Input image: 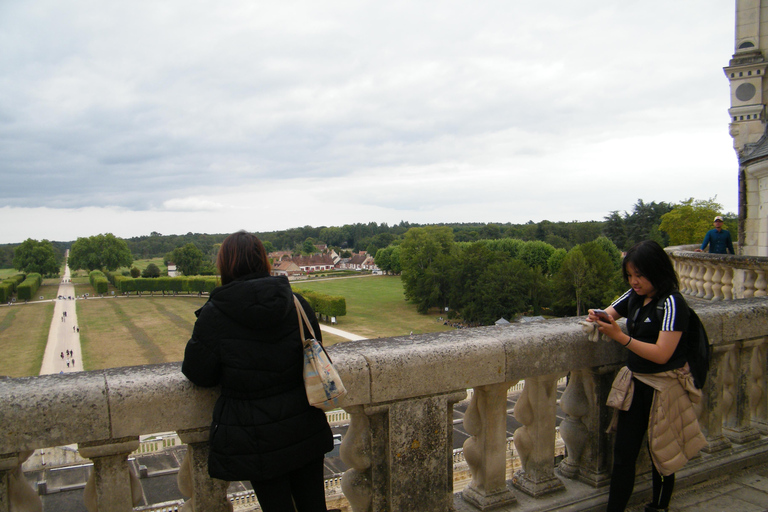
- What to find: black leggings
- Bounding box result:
[250,457,328,512]
[606,379,675,512]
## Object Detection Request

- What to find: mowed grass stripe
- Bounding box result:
[151,299,198,333]
[77,297,205,370]
[0,303,54,377]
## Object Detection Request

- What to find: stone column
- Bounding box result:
[177,428,232,512]
[722,343,761,444]
[721,265,734,300]
[702,263,714,300]
[363,391,466,512]
[700,345,732,454]
[557,368,613,487]
[511,374,565,497]
[694,264,706,298]
[755,270,768,297]
[78,438,142,512]
[0,451,41,512]
[711,265,724,300]
[748,338,768,434]
[341,406,373,512]
[461,381,518,510]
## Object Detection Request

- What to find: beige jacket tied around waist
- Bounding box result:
[607,366,708,476]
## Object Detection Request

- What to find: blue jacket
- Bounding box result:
[700,229,734,254]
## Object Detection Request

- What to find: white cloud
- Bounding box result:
[0,0,739,244]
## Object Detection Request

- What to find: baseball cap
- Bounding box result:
[714,216,724,222]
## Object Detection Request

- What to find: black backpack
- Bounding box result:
[628,292,711,389]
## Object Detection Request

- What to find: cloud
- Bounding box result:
[0,0,739,243]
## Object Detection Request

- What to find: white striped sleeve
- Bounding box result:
[661,296,678,331]
[609,289,632,309]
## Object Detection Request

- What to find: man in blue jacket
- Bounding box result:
[696,216,735,254]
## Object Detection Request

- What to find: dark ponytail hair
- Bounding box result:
[217,231,271,285]
[622,240,679,298]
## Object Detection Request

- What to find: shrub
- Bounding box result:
[293,288,347,318]
[17,273,43,301]
[89,271,109,295]
[0,281,14,303]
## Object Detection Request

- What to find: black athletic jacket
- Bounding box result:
[182,274,333,482]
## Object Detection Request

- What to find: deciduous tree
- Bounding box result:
[13,239,60,276]
[69,234,133,271]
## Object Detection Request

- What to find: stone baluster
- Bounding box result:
[349,391,465,511]
[680,262,693,295]
[557,368,613,487]
[743,270,757,299]
[702,264,714,300]
[341,406,373,512]
[0,451,41,512]
[721,265,734,300]
[722,344,761,444]
[694,263,706,298]
[511,374,565,497]
[461,381,518,510]
[176,428,232,512]
[754,270,767,297]
[699,344,731,453]
[711,265,723,300]
[78,438,143,512]
[748,338,768,434]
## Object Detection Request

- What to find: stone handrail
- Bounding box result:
[2,299,768,511]
[666,244,768,300]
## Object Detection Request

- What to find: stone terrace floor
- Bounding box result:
[626,462,768,512]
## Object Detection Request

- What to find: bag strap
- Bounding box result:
[293,295,316,342]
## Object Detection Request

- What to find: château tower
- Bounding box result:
[727,0,768,255]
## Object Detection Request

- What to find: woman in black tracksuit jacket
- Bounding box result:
[587,240,692,512]
[182,231,333,512]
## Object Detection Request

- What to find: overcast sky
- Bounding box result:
[0,0,738,244]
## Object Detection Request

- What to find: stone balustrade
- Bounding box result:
[666,244,768,300]
[2,299,768,512]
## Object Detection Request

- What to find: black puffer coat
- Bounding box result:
[182,274,333,482]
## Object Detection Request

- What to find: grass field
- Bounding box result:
[0,273,450,376]
[292,275,452,339]
[78,296,206,371]
[0,302,54,377]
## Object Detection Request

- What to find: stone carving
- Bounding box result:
[462,382,518,510]
[340,406,372,512]
[749,340,767,432]
[4,451,41,512]
[511,374,565,497]
[558,369,595,479]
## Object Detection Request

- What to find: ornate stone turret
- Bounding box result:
[727,1,768,254]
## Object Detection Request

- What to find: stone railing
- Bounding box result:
[2,299,768,512]
[666,244,768,300]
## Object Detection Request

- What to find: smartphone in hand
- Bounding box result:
[593,309,611,323]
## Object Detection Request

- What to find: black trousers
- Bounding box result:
[606,379,675,512]
[250,457,328,512]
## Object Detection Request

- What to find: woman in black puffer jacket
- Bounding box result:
[182,231,333,512]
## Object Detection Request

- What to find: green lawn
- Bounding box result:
[0,302,54,377]
[0,274,451,375]
[292,275,452,339]
[78,296,206,370]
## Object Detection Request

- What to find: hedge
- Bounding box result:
[113,276,218,295]
[293,288,347,319]
[5,275,25,292]
[89,271,109,295]
[0,281,14,303]
[17,273,43,301]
